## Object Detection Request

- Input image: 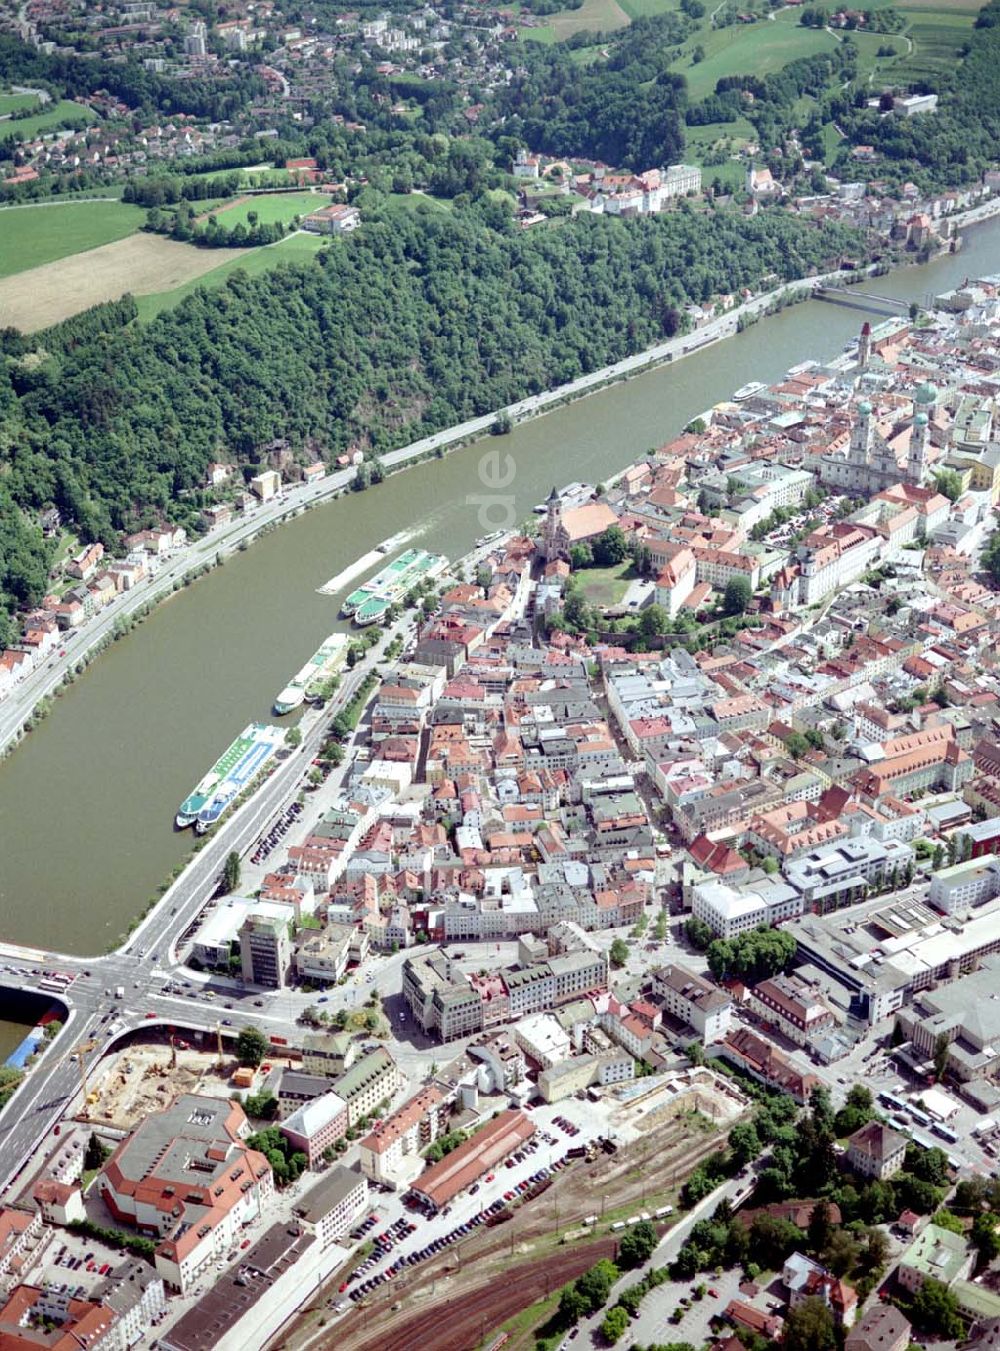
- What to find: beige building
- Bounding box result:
[334,1048,401,1127]
[250,469,281,501]
[747,973,836,1048]
[846,1121,907,1181]
[358,1084,447,1185]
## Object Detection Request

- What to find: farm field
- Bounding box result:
[0,98,95,140]
[523,0,631,42]
[0,91,39,116]
[897,0,981,10]
[616,0,679,17]
[0,199,146,278]
[133,230,326,321]
[671,11,837,100]
[0,232,259,332]
[893,7,977,81]
[208,190,326,227]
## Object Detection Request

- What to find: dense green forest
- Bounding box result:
[495,17,691,171]
[0,205,860,644]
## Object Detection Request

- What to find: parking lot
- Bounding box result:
[626,1263,747,1349]
[330,1100,606,1319]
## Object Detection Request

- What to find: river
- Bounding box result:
[0,214,997,978]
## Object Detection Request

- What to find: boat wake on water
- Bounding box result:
[316,525,422,597]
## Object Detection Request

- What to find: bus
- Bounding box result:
[932,1122,958,1144]
[879,1092,906,1113]
[910,1108,931,1128]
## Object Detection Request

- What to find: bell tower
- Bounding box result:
[542,486,564,561]
[907,382,937,484]
[851,400,874,465]
[856,320,872,371]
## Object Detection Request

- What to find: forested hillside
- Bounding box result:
[0,205,861,643]
[496,17,691,171]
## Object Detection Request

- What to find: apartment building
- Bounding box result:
[301,1032,357,1079]
[335,1048,402,1127]
[0,1209,41,1278]
[652,964,733,1044]
[358,1085,448,1185]
[747,973,836,1047]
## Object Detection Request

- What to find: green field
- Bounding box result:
[386,190,452,212]
[209,190,326,227]
[0,92,39,117]
[672,11,838,99]
[0,199,146,278]
[577,560,637,607]
[133,230,326,321]
[893,8,976,81]
[523,0,631,42]
[0,99,96,141]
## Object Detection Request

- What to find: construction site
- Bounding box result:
[78,1035,256,1132]
[277,1087,741,1351]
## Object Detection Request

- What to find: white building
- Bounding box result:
[691,877,803,939]
[929,856,1000,917]
[292,1165,368,1248]
[662,163,702,198]
[512,1013,572,1069]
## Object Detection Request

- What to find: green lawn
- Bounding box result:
[672,11,838,100]
[523,0,631,41]
[569,41,610,62]
[617,0,679,17]
[0,91,39,116]
[821,119,844,165]
[0,199,146,278]
[209,190,326,228]
[685,117,757,189]
[577,560,637,607]
[238,165,291,184]
[0,98,96,141]
[386,190,452,212]
[133,231,326,321]
[894,8,976,80]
